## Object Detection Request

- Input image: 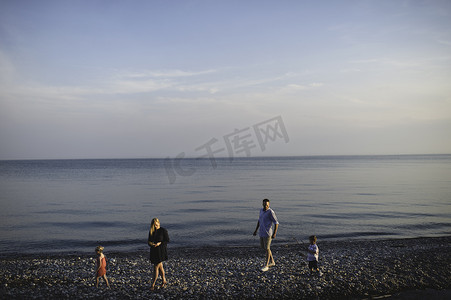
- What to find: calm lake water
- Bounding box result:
[0,155,450,254]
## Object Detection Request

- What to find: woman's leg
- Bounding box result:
[151,264,159,290]
[159,262,167,286]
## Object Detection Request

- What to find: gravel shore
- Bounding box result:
[1,236,450,299]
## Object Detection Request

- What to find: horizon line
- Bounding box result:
[1,153,450,161]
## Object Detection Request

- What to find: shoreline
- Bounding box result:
[2,235,449,259]
[1,236,450,299]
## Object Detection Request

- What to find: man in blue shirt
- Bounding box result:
[253,198,279,271]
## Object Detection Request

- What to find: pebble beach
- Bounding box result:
[1,236,450,299]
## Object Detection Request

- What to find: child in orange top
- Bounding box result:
[95,246,110,288]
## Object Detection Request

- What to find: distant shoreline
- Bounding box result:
[1,153,451,161]
[1,236,450,299]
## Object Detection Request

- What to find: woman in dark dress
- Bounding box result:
[148,218,169,290]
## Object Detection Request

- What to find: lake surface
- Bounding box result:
[0,155,450,254]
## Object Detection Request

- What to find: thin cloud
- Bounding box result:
[340,68,362,73]
[0,51,16,83]
[109,78,172,94]
[1,67,222,103]
[349,57,421,69]
[118,69,218,79]
[309,83,323,87]
[281,82,324,92]
[437,39,451,47]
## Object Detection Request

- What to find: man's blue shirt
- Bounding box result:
[258,207,279,237]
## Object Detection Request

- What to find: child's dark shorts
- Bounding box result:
[308,260,318,270]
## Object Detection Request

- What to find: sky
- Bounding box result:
[0,0,450,160]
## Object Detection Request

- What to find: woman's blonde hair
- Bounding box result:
[150,218,160,236]
[95,245,104,253]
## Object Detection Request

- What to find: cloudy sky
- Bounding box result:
[1,0,450,159]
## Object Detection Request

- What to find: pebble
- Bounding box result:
[0,237,450,299]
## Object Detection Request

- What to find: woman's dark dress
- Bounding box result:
[148,227,169,264]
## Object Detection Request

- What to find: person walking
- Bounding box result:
[94,246,110,288]
[148,218,170,290]
[253,198,279,271]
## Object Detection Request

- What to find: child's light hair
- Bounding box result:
[309,235,317,243]
[95,245,104,253]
